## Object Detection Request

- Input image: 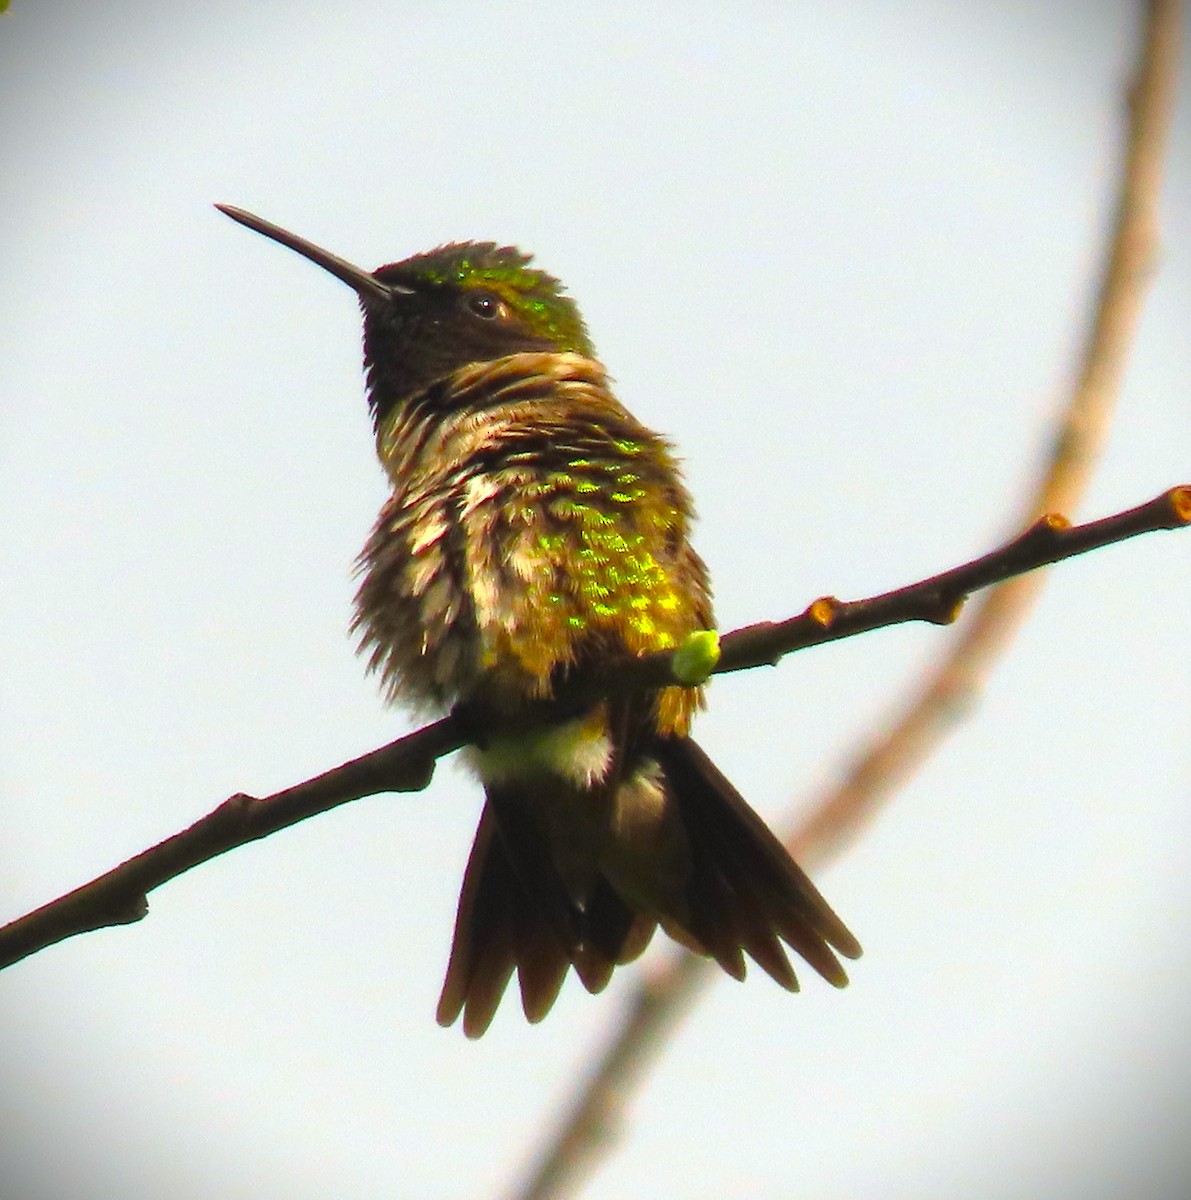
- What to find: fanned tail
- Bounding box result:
[435,738,860,1036]
[648,735,862,987]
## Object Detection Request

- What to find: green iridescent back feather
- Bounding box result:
[352,351,712,734]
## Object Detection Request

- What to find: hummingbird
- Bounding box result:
[217,204,861,1037]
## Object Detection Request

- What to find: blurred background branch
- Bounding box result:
[508,3,1185,1197]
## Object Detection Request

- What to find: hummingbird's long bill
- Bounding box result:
[215,204,404,303]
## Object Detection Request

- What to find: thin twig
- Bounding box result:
[507,5,1185,1199]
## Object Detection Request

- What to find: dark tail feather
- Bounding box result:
[437,800,648,1036]
[651,735,862,988]
[436,805,518,1037]
[573,877,656,993]
[438,803,589,1036]
[510,885,571,1025]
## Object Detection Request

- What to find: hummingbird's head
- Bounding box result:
[363,241,595,426]
[215,206,594,432]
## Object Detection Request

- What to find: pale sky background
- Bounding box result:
[2,3,1190,1198]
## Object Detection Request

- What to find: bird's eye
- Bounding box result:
[466,291,506,320]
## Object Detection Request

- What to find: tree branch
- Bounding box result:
[505,3,1185,1198]
[0,718,461,970]
[0,486,1185,973]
